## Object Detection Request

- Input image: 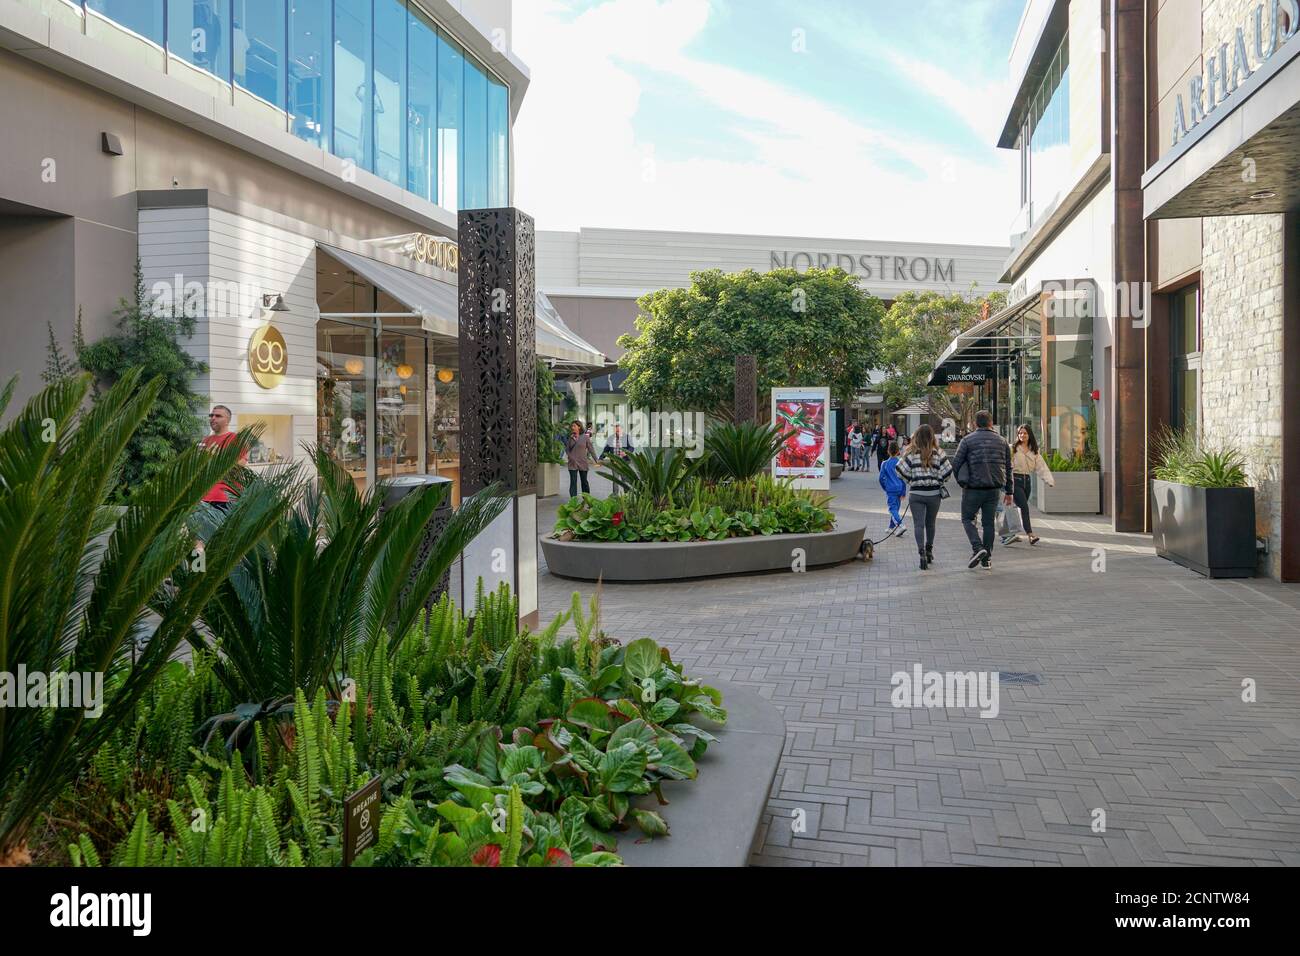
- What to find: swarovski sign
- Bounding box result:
[771,251,956,283]
[1171,0,1299,148]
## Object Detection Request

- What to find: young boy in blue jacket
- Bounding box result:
[879,440,907,536]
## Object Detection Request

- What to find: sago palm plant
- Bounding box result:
[699,421,788,483]
[187,445,507,744]
[598,447,701,508]
[0,370,290,864]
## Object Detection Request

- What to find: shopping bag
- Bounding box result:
[998,503,1024,537]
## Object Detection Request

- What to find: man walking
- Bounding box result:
[951,409,1013,570]
[601,422,635,493]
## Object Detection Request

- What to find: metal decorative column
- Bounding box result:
[458,207,540,629]
[735,355,757,425]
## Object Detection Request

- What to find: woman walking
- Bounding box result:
[849,425,866,471]
[897,424,953,571]
[1004,423,1054,545]
[564,420,597,499]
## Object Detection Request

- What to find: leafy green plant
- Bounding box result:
[0,370,290,864]
[1153,426,1249,488]
[1045,450,1094,472]
[598,446,702,508]
[536,360,565,465]
[74,263,209,502]
[700,421,788,482]
[187,446,508,746]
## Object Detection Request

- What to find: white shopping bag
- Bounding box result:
[999,503,1024,537]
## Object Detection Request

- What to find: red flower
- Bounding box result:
[611,511,624,527]
[471,844,501,867]
[546,848,574,867]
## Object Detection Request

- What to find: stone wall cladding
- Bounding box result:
[1199,0,1287,578]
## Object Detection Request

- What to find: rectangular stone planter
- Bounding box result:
[539,462,561,499]
[1151,479,1257,578]
[1035,471,1100,514]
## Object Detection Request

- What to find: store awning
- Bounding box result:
[927,286,1046,387]
[317,244,607,371]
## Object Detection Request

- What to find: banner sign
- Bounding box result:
[772,387,831,491]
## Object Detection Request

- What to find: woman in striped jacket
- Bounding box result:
[896,424,954,571]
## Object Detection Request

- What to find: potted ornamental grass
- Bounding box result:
[1150,427,1257,578]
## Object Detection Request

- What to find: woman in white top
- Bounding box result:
[1007,423,1054,546]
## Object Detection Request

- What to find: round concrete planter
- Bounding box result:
[541,513,864,582]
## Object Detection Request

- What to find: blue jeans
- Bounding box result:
[851,446,866,468]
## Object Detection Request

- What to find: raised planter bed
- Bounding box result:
[1036,471,1100,514]
[541,513,864,582]
[619,680,784,867]
[1151,479,1257,578]
[539,462,562,499]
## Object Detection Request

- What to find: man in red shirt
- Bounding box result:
[200,405,247,509]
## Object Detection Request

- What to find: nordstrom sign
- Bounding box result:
[771,251,956,283]
[1171,0,1299,147]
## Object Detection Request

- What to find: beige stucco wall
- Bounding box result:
[1198,0,1288,578]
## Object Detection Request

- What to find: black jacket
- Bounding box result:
[952,428,1013,493]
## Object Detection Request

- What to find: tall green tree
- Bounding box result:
[876,288,1007,411]
[619,268,884,421]
[76,263,208,501]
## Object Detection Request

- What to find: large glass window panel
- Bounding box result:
[87,1,165,45]
[487,76,509,206]
[317,320,375,492]
[436,29,464,211]
[462,57,488,210]
[374,0,407,188]
[1029,37,1070,225]
[377,331,425,479]
[232,0,284,108]
[428,342,461,506]
[334,0,373,172]
[407,6,438,201]
[288,0,331,148]
[167,0,230,80]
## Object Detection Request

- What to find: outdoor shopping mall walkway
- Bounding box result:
[537,470,1300,866]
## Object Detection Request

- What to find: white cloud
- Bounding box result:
[512,0,1016,245]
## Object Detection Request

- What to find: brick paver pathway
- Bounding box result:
[537,471,1300,866]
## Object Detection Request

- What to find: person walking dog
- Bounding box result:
[879,440,908,538]
[1002,423,1054,546]
[896,424,953,571]
[951,410,1013,571]
[564,420,596,499]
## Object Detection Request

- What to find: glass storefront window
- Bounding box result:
[463,57,489,210]
[317,319,375,491]
[437,28,464,212]
[288,0,331,147]
[1171,284,1201,433]
[377,331,425,479]
[334,0,373,172]
[428,352,461,506]
[374,0,407,189]
[167,0,230,80]
[232,0,284,108]
[407,6,438,201]
[488,77,510,206]
[87,0,164,45]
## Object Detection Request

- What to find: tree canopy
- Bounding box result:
[618,268,884,420]
[876,288,1007,410]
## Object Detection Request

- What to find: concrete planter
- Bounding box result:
[619,679,784,867]
[831,463,844,481]
[1035,471,1100,514]
[1151,479,1257,578]
[541,514,864,582]
[539,462,562,499]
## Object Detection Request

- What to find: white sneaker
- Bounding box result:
[893,523,909,538]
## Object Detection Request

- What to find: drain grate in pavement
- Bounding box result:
[998,672,1041,685]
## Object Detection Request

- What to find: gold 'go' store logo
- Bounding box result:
[249,324,288,389]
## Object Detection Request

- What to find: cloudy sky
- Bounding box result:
[512,0,1027,247]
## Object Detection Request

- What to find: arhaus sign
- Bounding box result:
[1171,0,1300,148]
[771,251,956,283]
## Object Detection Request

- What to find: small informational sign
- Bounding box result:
[342,776,382,867]
[248,323,288,389]
[772,387,831,491]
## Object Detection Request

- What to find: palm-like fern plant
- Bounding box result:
[597,447,701,508]
[0,370,290,863]
[187,446,508,736]
[699,421,788,482]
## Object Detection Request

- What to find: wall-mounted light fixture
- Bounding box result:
[262,293,290,312]
[101,132,124,156]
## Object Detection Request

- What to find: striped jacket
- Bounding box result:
[895,448,954,492]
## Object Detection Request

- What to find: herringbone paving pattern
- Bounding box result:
[538,472,1300,866]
